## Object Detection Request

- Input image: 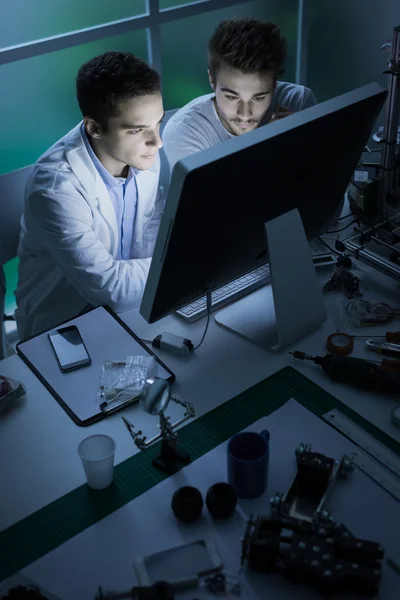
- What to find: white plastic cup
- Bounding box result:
[78,434,116,490]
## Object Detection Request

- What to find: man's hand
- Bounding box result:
[269,105,293,123]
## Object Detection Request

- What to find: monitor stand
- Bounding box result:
[214,208,327,351]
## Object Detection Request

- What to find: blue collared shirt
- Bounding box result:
[82,125,138,260]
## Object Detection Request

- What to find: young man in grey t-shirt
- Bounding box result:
[163,18,317,172]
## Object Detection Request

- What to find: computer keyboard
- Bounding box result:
[176,239,336,323]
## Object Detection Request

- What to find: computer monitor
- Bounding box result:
[140,82,387,350]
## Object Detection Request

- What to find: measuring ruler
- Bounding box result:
[350,450,400,502]
[323,409,400,479]
[322,409,400,502]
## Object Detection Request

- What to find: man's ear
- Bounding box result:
[84,117,102,139]
[208,69,215,91]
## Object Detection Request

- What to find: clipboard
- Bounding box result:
[16,306,175,426]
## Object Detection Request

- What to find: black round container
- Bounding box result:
[206,482,237,519]
[171,486,203,523]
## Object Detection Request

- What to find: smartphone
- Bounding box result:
[48,325,91,372]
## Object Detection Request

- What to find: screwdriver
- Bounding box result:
[353,332,400,342]
[290,351,400,393]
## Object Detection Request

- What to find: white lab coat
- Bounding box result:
[15,122,162,340]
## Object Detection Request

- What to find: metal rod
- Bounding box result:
[147,0,162,77]
[368,234,400,253]
[295,0,309,86]
[378,25,400,220]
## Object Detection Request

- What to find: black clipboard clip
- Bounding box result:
[99,391,141,415]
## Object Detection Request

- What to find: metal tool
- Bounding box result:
[241,515,384,597]
[95,571,236,600]
[122,378,195,475]
[322,409,400,479]
[322,267,361,299]
[341,26,400,282]
[378,25,400,220]
[350,449,400,503]
[365,338,400,358]
[354,331,400,343]
[290,351,400,392]
[269,443,354,525]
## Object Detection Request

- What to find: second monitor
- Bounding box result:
[140,82,387,350]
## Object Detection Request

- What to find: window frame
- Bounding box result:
[0,0,309,85]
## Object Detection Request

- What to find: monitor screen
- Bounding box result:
[141,82,387,324]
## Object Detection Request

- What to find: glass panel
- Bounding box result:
[159,0,210,9]
[0,29,148,176]
[308,0,393,104]
[0,0,147,48]
[161,0,298,110]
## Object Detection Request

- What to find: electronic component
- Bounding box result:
[322,267,361,298]
[269,443,354,525]
[152,332,193,356]
[48,325,91,372]
[348,175,379,220]
[241,515,384,597]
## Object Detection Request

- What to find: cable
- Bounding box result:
[337,212,354,221]
[194,291,212,350]
[325,219,357,234]
[316,237,341,256]
[141,292,212,352]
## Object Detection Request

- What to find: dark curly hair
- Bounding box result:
[208,18,287,84]
[0,585,48,599]
[76,51,160,130]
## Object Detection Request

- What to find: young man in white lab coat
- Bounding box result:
[162,18,317,172]
[15,51,165,340]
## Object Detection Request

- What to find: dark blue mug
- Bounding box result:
[227,430,270,499]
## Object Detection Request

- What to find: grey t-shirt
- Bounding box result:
[162,81,317,172]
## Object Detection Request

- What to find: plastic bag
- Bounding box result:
[0,375,26,413]
[97,355,157,406]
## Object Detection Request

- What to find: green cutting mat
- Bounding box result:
[1,366,400,581]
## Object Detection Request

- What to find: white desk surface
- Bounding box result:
[1,260,400,538]
[19,401,400,600]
